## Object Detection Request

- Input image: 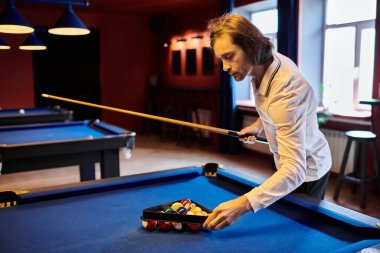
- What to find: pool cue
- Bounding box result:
[42,93,267,144]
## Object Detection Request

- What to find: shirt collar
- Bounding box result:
[255,53,281,97]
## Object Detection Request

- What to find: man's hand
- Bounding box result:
[203,195,252,230]
[238,119,263,144]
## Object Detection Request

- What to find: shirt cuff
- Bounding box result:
[244,188,264,213]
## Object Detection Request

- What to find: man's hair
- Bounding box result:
[208,13,273,65]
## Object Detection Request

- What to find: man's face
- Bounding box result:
[214,34,253,81]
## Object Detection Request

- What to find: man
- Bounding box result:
[203,13,331,230]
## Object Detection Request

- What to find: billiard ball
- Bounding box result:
[162,206,175,213]
[159,221,172,231]
[176,206,188,215]
[190,206,202,215]
[187,203,196,209]
[181,199,195,209]
[142,219,157,231]
[180,198,190,206]
[187,223,201,232]
[19,109,25,114]
[172,222,183,231]
[171,202,183,211]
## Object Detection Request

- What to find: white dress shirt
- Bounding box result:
[244,52,332,213]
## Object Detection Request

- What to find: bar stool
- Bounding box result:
[333,99,380,208]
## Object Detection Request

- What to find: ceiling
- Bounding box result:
[10,0,219,16]
[88,0,219,15]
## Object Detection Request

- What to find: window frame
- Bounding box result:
[236,0,377,130]
[322,1,376,117]
[247,7,279,105]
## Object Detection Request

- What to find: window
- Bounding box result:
[251,9,278,50]
[245,8,278,104]
[322,0,376,116]
[234,4,279,106]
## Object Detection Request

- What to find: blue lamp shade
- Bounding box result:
[0,37,10,49]
[19,33,46,50]
[0,0,34,34]
[48,5,90,36]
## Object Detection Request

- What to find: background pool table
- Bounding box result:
[0,164,379,253]
[0,120,135,181]
[0,106,73,125]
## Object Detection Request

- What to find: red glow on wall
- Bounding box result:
[160,31,220,89]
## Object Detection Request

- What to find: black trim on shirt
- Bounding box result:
[265,55,281,97]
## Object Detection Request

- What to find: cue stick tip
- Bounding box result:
[41,94,49,98]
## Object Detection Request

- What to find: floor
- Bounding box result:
[1,134,379,219]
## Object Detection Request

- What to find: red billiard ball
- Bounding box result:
[187,223,201,232]
[142,219,157,231]
[159,221,172,231]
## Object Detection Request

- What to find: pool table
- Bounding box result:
[0,164,379,253]
[0,120,135,181]
[0,106,73,126]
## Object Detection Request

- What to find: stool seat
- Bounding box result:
[346,130,376,140]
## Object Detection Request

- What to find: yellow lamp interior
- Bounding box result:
[48,27,90,36]
[19,45,47,50]
[0,24,34,34]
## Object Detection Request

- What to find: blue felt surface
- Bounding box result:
[332,240,380,253]
[0,124,106,145]
[0,108,55,116]
[0,173,376,253]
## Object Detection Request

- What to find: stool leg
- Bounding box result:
[352,142,360,194]
[334,139,352,200]
[370,141,380,197]
[360,142,368,209]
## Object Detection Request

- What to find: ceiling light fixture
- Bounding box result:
[0,37,11,49]
[19,32,46,50]
[48,3,90,36]
[0,0,34,34]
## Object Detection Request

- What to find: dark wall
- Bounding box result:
[0,1,265,137]
[157,9,221,88]
[0,9,155,133]
[33,29,101,120]
[0,34,34,108]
